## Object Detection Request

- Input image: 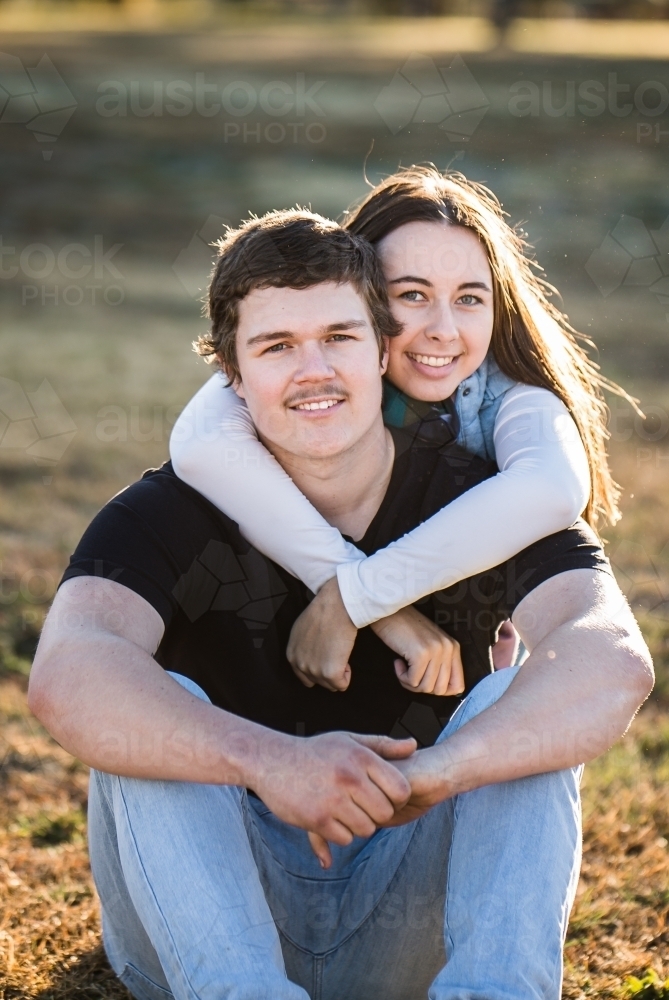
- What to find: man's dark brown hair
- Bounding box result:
[195,208,401,383]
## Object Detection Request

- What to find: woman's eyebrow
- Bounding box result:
[388,275,432,286]
[388,276,491,292]
[458,281,491,292]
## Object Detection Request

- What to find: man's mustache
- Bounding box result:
[284,385,349,408]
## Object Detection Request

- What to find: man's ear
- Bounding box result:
[380,337,390,376]
[218,356,245,399]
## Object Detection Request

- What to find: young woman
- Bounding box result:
[170,167,630,692]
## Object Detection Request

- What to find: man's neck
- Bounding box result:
[264,419,395,542]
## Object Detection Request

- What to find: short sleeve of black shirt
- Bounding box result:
[485,522,611,622]
[60,464,243,628]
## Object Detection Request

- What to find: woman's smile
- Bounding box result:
[405,351,461,378]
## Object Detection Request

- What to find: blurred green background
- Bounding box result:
[2,8,669,700]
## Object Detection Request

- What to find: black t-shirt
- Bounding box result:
[61,432,611,747]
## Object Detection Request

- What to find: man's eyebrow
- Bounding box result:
[245,319,367,348]
[245,330,296,348]
[324,319,368,333]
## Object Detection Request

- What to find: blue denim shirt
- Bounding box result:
[453,353,518,460]
[382,353,519,461]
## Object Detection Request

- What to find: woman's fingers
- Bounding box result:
[291,663,316,688]
[415,651,442,692]
[445,641,465,695]
[291,661,351,692]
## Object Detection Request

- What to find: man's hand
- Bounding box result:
[287,577,358,691]
[382,746,453,825]
[314,745,453,853]
[371,606,464,696]
[251,730,416,868]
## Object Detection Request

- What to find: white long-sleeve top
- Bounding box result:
[170,374,590,628]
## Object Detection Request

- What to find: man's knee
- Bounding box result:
[438,667,520,742]
[166,671,210,702]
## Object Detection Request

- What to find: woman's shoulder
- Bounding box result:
[483,354,518,402]
[497,383,569,415]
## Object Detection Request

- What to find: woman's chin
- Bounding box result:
[389,369,459,402]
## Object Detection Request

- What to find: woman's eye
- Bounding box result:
[457,294,483,306]
[399,290,426,302]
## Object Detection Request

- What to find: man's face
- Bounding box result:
[233,282,388,461]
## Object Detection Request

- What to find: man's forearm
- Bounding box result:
[424,614,652,802]
[30,631,282,786]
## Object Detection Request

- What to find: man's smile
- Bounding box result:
[290,396,345,413]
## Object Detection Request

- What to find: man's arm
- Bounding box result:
[29,576,414,846]
[390,568,654,816]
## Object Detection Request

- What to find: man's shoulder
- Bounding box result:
[108,461,237,535]
[60,462,246,627]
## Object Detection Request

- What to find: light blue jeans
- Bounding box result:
[88,668,583,1000]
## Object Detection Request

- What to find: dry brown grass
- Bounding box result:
[0,674,129,1000]
[0,673,668,999]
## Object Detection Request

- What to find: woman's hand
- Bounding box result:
[287,577,358,692]
[371,606,464,697]
[287,578,465,697]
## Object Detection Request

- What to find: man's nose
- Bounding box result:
[293,343,337,382]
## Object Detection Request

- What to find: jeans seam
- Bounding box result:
[121,961,174,999]
[115,776,204,1000]
[442,794,460,964]
[313,955,323,1000]
[547,773,583,995]
[279,822,422,958]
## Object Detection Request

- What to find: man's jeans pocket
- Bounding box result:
[120,963,174,1000]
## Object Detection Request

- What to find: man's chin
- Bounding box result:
[264,420,359,462]
[288,432,357,461]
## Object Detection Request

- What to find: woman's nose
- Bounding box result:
[424,301,459,343]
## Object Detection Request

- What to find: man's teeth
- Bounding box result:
[409,353,454,368]
[295,399,339,410]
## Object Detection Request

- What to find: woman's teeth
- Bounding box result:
[408,353,455,368]
[295,399,339,410]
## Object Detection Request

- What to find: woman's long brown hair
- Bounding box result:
[343,165,638,528]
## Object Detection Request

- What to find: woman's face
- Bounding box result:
[378,220,494,402]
